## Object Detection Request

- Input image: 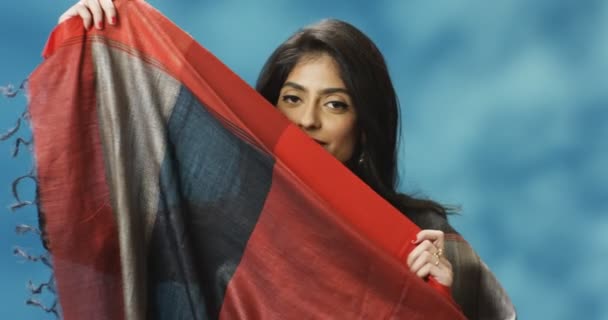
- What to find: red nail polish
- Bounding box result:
[111,17,116,25]
[98,22,103,29]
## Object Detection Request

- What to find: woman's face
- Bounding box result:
[276,53,358,163]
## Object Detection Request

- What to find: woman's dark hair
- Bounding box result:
[255,19,448,219]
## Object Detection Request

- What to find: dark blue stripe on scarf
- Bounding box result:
[147,85,275,319]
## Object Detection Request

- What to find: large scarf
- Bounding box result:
[27,1,466,319]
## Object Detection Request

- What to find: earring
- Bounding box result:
[358,151,365,165]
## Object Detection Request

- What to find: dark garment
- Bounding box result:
[410,211,517,320]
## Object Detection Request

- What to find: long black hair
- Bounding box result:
[256,19,448,219]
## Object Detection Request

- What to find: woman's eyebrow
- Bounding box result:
[282,81,307,91]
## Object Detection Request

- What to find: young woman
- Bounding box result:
[58,1,516,318]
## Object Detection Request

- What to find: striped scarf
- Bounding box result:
[27,1,465,319]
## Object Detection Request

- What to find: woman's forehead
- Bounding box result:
[284,54,346,91]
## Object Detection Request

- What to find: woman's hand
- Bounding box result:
[58,0,117,30]
[406,229,453,287]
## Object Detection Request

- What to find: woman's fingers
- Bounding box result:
[407,229,453,287]
[74,2,94,29]
[83,0,105,29]
[99,0,117,25]
[415,262,434,278]
[414,229,445,248]
[58,0,117,29]
[407,229,444,266]
[406,239,436,267]
[58,2,92,29]
[409,249,437,272]
[409,253,453,286]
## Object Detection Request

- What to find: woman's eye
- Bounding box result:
[326,101,348,110]
[282,95,301,104]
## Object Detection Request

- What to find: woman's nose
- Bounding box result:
[297,103,321,130]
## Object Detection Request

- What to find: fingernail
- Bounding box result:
[110,17,116,25]
[97,22,103,29]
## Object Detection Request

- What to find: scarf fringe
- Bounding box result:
[0,79,27,98]
[3,80,60,319]
[26,298,60,318]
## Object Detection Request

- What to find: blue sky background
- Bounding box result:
[1,1,607,319]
